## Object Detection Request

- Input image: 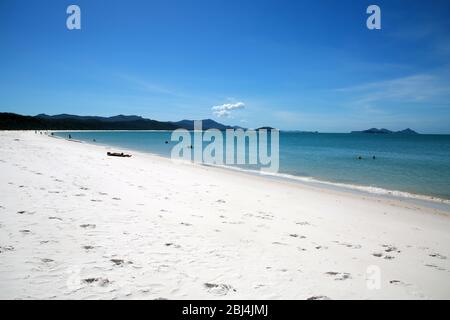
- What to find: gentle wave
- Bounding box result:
[207,163,450,205]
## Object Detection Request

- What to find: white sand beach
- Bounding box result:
[0,131,449,300]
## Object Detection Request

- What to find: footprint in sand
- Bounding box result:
[372,252,383,258]
[165,243,181,248]
[272,241,288,246]
[0,246,15,253]
[333,240,362,249]
[289,233,306,239]
[110,258,133,266]
[382,244,401,253]
[372,252,395,260]
[41,258,54,264]
[425,264,446,271]
[255,211,274,220]
[307,295,331,300]
[83,278,110,287]
[80,224,96,229]
[204,283,236,296]
[429,253,447,260]
[373,244,401,260]
[325,271,351,281]
[390,280,411,287]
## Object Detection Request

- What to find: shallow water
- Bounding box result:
[55,131,450,201]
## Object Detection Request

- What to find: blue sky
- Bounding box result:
[1,0,450,133]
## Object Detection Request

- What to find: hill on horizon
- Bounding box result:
[351,128,419,134]
[0,112,245,131]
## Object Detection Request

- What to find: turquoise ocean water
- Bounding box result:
[54,131,450,202]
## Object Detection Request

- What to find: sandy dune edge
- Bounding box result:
[0,131,449,299]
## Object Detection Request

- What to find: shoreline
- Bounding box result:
[1,131,449,299]
[51,130,450,212]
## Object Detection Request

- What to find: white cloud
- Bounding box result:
[211,101,245,117]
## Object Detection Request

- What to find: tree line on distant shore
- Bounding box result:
[0,112,242,131]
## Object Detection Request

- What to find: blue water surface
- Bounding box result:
[54,131,450,200]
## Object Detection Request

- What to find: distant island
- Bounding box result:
[351,128,419,134]
[255,126,275,131]
[0,112,246,131]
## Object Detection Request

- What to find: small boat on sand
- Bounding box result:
[107,152,132,158]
